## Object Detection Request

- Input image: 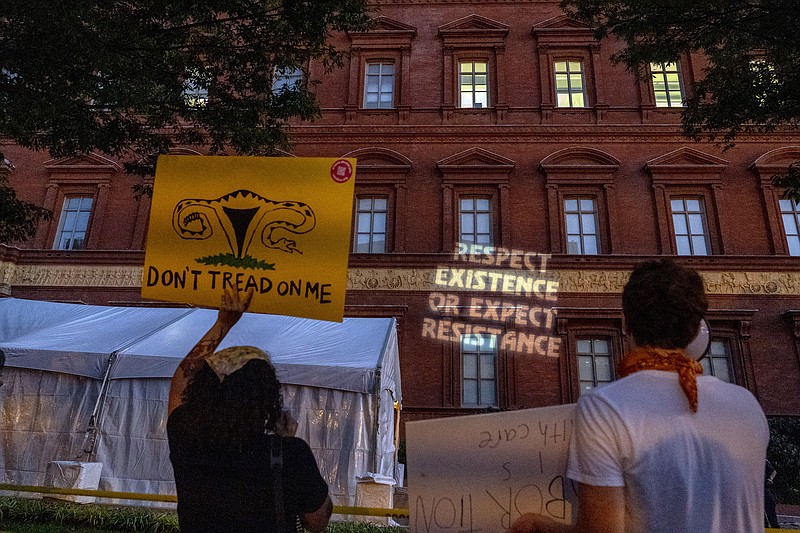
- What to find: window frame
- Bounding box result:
[779,198,800,256]
[639,54,694,120]
[650,61,686,108]
[540,147,620,254]
[555,312,625,403]
[352,194,389,253]
[343,147,411,253]
[532,16,604,122]
[563,195,602,255]
[669,195,712,256]
[751,147,800,255]
[458,194,495,245]
[438,15,509,119]
[271,66,304,94]
[701,337,736,383]
[346,17,416,121]
[38,154,119,250]
[457,58,490,109]
[437,147,514,252]
[460,333,499,408]
[702,314,757,389]
[362,60,396,109]
[645,147,729,255]
[575,335,616,394]
[53,194,95,251]
[182,71,210,108]
[553,59,587,108]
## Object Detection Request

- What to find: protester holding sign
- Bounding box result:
[509,259,769,533]
[167,288,333,533]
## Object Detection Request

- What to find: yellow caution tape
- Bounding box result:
[0,484,175,503]
[0,484,409,518]
[333,505,408,519]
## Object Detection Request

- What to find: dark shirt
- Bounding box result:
[168,405,328,533]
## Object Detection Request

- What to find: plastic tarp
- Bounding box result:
[0,298,401,506]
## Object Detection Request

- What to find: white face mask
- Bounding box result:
[685,318,711,360]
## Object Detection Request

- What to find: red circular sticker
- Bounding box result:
[330,159,353,183]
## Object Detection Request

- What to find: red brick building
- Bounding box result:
[2,0,800,429]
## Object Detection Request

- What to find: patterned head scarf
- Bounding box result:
[206,346,270,382]
[618,347,704,413]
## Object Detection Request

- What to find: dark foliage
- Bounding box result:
[0,0,371,236]
[561,0,800,199]
[0,159,52,244]
[768,415,800,505]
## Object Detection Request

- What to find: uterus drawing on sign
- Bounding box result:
[172,189,317,271]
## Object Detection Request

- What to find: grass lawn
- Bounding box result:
[0,497,405,533]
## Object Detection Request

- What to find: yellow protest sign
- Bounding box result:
[142,156,356,322]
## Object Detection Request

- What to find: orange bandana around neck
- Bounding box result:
[618,347,704,413]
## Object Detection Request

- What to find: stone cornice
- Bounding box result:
[289,124,800,145]
[4,262,800,296]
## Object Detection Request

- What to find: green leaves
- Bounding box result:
[561,0,800,199]
[195,253,276,270]
[768,416,800,504]
[0,160,52,244]
[772,164,800,201]
[0,0,371,172]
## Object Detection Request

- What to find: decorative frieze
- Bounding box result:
[11,265,143,288]
[4,263,800,296]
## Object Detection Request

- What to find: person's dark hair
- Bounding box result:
[622,259,708,349]
[182,358,283,451]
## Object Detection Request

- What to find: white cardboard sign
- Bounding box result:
[407,404,577,532]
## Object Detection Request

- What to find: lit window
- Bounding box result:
[701,339,733,383]
[183,78,208,108]
[651,62,685,107]
[780,199,800,256]
[54,196,93,250]
[459,197,492,245]
[577,337,613,393]
[554,61,586,108]
[354,197,387,253]
[459,61,488,109]
[364,62,395,109]
[272,67,303,94]
[671,197,710,256]
[462,334,497,407]
[565,197,600,254]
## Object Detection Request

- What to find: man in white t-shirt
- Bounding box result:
[509,259,768,533]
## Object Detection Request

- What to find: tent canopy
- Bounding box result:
[0,298,400,395]
[0,297,401,505]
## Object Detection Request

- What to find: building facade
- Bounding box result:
[2,0,800,430]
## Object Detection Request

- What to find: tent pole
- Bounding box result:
[393,399,401,464]
[77,308,197,462]
[80,351,118,462]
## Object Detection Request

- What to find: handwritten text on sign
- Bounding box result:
[407,404,577,532]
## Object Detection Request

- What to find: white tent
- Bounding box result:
[0,297,401,506]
